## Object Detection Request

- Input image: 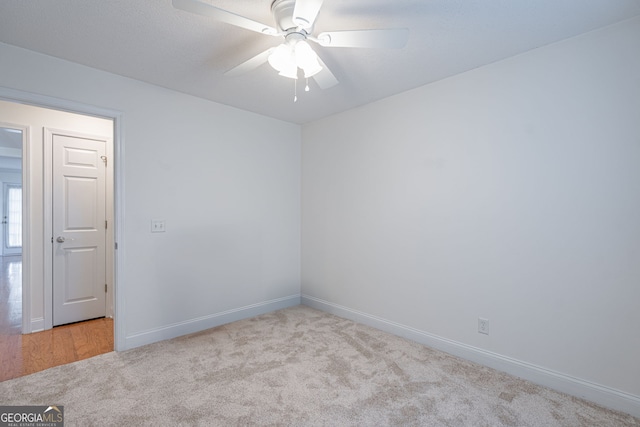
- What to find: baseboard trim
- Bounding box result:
[30,317,44,333]
[301,295,640,418]
[124,294,301,350]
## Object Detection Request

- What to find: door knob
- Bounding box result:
[56,236,65,243]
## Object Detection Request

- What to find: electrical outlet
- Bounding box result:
[478,317,489,335]
[151,219,166,233]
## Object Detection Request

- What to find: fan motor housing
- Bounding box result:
[271,0,302,32]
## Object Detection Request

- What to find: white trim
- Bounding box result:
[301,295,640,419]
[43,128,53,330]
[105,124,114,320]
[0,86,123,349]
[124,295,301,350]
[0,87,119,120]
[30,317,44,333]
[22,123,31,334]
[112,115,125,351]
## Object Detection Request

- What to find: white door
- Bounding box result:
[52,132,107,326]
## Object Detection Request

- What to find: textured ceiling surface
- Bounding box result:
[1,0,639,124]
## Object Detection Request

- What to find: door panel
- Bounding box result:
[62,247,98,301]
[53,133,106,326]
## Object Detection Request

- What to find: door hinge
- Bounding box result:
[105,284,108,293]
[105,220,108,230]
[101,155,107,166]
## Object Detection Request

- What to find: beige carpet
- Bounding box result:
[0,306,637,426]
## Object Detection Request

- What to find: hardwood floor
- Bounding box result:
[0,255,113,382]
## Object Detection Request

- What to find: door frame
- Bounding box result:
[0,86,125,351]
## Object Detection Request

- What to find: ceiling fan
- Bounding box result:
[172,0,409,91]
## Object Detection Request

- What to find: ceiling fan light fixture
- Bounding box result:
[294,41,323,78]
[267,43,293,72]
[278,63,299,79]
[267,39,322,80]
[302,61,322,78]
[174,0,411,93]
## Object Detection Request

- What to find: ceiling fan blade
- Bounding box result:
[292,0,324,28]
[312,56,339,89]
[224,48,274,77]
[172,0,278,35]
[316,28,409,49]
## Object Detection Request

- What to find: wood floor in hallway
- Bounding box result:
[0,255,114,382]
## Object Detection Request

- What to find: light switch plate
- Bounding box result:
[478,317,489,335]
[151,219,166,233]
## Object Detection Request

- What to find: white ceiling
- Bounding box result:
[1,0,639,124]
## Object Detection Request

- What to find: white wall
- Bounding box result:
[0,41,301,349]
[302,15,640,411]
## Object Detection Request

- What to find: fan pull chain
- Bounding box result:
[305,78,310,92]
[294,79,298,102]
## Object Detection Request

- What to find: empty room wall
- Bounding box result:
[302,16,640,412]
[0,41,301,350]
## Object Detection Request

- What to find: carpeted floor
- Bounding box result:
[0,305,638,426]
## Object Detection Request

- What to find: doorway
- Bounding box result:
[0,99,115,339]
